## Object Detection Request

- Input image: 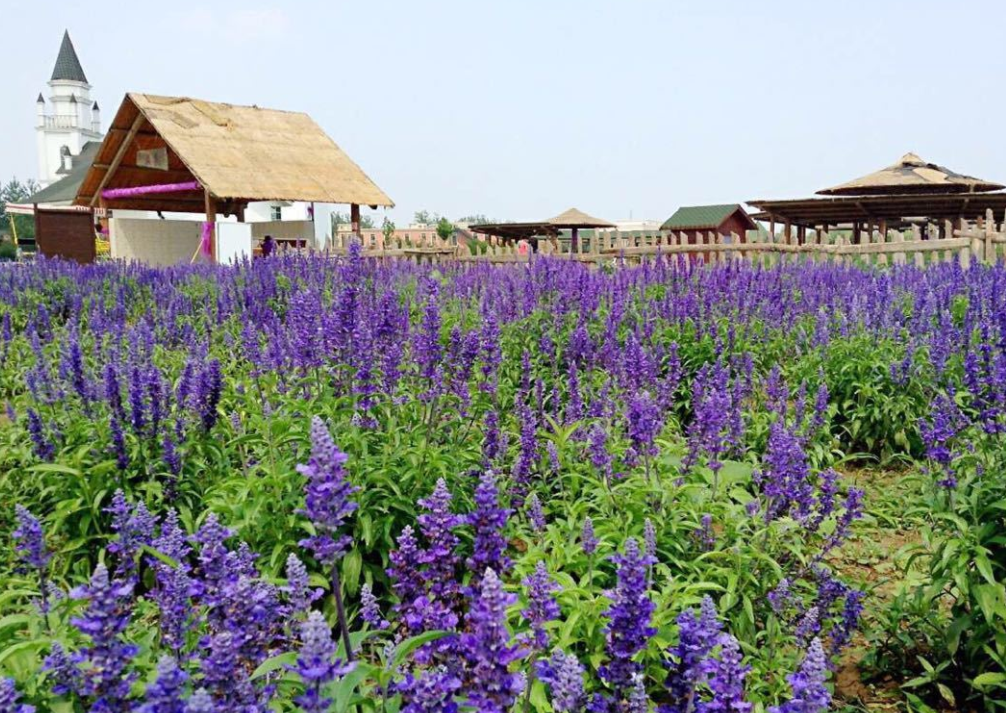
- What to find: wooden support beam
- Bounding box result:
[204,189,217,263]
[350,203,361,237]
[89,113,146,206]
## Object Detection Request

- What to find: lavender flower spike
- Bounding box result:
[13,505,50,571]
[521,561,561,651]
[582,517,598,556]
[298,416,359,565]
[294,611,354,713]
[768,639,830,713]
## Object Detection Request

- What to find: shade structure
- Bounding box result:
[75,93,394,212]
[470,207,614,243]
[545,207,615,229]
[747,193,1006,229]
[816,153,1004,196]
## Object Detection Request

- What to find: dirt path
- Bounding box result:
[830,466,925,711]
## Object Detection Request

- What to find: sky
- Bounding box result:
[4,0,1005,225]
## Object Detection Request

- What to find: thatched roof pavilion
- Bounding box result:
[817,153,1003,196]
[747,152,1006,243]
[74,93,393,227]
[470,207,614,250]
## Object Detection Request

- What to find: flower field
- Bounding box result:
[1,251,1005,712]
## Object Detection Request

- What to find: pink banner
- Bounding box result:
[200,222,214,260]
[101,181,201,200]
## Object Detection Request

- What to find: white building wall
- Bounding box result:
[110,218,203,266]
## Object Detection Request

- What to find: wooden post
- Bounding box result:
[350,203,361,238]
[986,208,997,265]
[571,227,579,253]
[204,189,217,263]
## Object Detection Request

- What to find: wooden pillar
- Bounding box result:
[350,203,361,237]
[235,203,246,223]
[797,225,806,246]
[571,227,579,253]
[784,219,792,245]
[769,216,776,243]
[204,189,217,263]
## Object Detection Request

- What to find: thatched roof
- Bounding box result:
[76,93,393,212]
[816,153,1003,196]
[545,207,615,228]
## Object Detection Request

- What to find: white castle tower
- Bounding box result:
[35,30,103,187]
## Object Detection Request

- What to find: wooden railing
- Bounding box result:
[324,210,1006,268]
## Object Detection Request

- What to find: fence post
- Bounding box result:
[985,208,996,265]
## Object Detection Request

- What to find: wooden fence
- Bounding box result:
[325,209,1006,268]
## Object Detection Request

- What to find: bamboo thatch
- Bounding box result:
[76,93,393,212]
[816,153,1003,196]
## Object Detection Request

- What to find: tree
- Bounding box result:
[382,217,396,241]
[456,214,491,225]
[0,177,40,243]
[331,211,375,231]
[413,210,443,226]
[436,217,454,241]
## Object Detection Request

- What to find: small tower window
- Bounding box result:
[270,205,282,221]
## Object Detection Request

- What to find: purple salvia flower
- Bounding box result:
[767,579,793,616]
[184,690,215,713]
[285,553,322,614]
[196,359,222,431]
[414,279,444,402]
[66,563,139,708]
[360,583,389,630]
[626,673,649,713]
[109,413,129,471]
[526,493,546,532]
[664,596,722,713]
[466,471,512,583]
[768,639,830,713]
[830,590,864,656]
[794,606,821,645]
[521,561,561,651]
[581,517,598,556]
[588,423,614,485]
[627,389,662,465]
[460,568,524,711]
[297,416,359,565]
[293,611,354,713]
[698,634,751,713]
[388,525,423,632]
[106,490,156,576]
[13,505,50,571]
[417,479,462,614]
[692,514,715,553]
[25,408,54,461]
[136,656,188,713]
[0,678,34,713]
[644,518,658,560]
[538,649,585,712]
[598,539,657,703]
[396,668,461,713]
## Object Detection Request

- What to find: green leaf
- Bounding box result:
[251,651,298,680]
[392,631,451,669]
[973,672,1006,689]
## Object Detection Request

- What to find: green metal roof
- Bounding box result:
[660,204,748,231]
[28,141,100,205]
[51,30,88,83]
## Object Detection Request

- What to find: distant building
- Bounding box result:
[660,204,757,244]
[36,31,103,188]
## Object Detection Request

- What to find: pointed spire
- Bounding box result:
[92,101,100,111]
[69,94,77,103]
[50,30,88,83]
[36,93,45,104]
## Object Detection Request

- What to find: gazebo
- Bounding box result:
[748,153,1006,243]
[74,93,393,262]
[470,207,614,251]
